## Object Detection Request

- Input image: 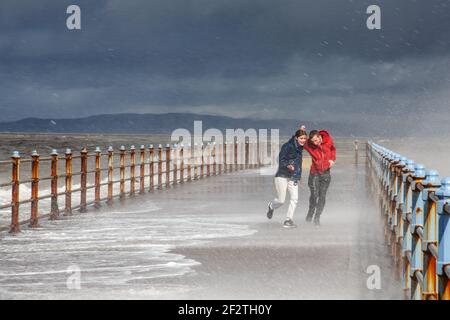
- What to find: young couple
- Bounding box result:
[266,126,336,228]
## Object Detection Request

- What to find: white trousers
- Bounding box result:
[271,177,298,220]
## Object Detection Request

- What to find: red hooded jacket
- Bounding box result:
[303,130,336,174]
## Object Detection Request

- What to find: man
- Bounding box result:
[303,129,336,226]
[266,129,308,228]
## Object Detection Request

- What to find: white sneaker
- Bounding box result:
[283,219,297,228]
[267,202,274,219]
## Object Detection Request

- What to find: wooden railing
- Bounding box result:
[0,141,263,234]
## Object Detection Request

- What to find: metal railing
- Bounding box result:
[0,141,263,234]
[367,142,450,300]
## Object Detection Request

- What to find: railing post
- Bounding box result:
[239,140,242,171]
[392,157,406,264]
[241,141,245,171]
[382,151,390,227]
[223,142,227,173]
[245,140,249,169]
[130,145,136,196]
[10,151,21,234]
[384,152,395,243]
[421,170,441,299]
[383,152,394,225]
[50,149,60,219]
[187,143,192,182]
[107,146,114,205]
[221,142,224,173]
[209,142,213,176]
[410,164,426,299]
[206,143,211,177]
[180,144,185,184]
[157,144,163,189]
[436,178,450,300]
[139,145,146,194]
[402,159,415,296]
[254,141,258,168]
[376,146,383,215]
[227,142,231,172]
[165,144,171,188]
[213,142,217,176]
[256,139,261,168]
[234,140,238,172]
[380,151,389,221]
[248,139,253,169]
[173,144,178,186]
[249,142,254,169]
[30,150,40,227]
[64,149,73,215]
[79,147,88,213]
[216,142,219,174]
[194,143,199,180]
[149,144,155,192]
[254,141,259,168]
[119,145,126,200]
[354,142,359,166]
[94,147,101,208]
[200,143,205,178]
[388,154,400,252]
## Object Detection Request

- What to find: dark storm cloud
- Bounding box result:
[1,0,450,132]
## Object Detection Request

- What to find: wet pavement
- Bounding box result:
[0,151,402,299]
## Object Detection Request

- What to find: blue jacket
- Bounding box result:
[275,137,303,181]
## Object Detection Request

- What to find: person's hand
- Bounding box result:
[328,160,335,167]
[299,125,306,131]
[287,164,295,172]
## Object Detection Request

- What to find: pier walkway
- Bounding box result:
[0,147,402,299]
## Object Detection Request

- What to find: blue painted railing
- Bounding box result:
[367,142,450,300]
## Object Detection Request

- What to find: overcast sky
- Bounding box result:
[1,0,450,133]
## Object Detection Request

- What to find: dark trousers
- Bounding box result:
[307,169,331,220]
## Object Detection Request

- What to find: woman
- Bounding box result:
[266,129,308,228]
[303,129,336,226]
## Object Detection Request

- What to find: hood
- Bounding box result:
[319,130,333,146]
[307,130,333,148]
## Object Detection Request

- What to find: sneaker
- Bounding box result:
[283,219,297,228]
[267,202,274,219]
[314,218,321,227]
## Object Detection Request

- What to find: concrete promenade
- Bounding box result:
[0,150,402,299]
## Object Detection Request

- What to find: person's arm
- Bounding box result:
[328,144,336,168]
[279,143,295,171]
[325,133,336,161]
[320,130,336,165]
[330,143,336,161]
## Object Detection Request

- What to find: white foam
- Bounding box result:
[0,200,256,299]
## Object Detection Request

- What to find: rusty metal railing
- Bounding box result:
[0,141,262,234]
[367,142,450,300]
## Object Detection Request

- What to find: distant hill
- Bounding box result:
[0,113,367,137]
